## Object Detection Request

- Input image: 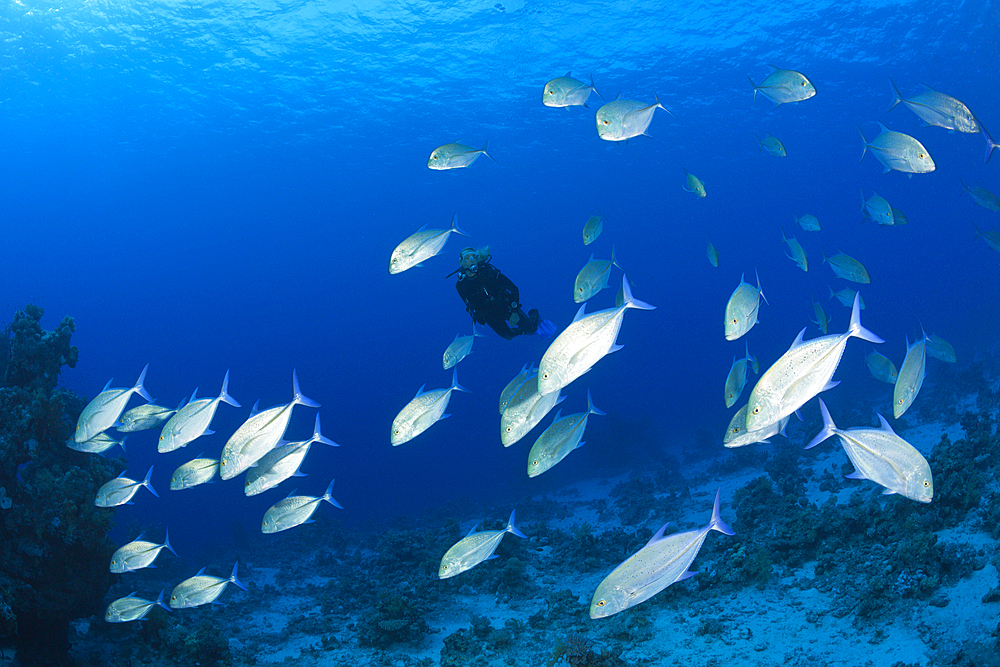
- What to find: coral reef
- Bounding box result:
[0,306,116,666]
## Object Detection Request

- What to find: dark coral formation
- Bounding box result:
[0,306,116,666]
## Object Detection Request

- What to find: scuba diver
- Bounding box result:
[450,247,555,340]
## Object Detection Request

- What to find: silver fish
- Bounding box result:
[748,66,816,107]
[443,324,485,370]
[158,371,240,453]
[683,169,706,198]
[723,404,789,448]
[527,390,605,477]
[859,123,935,174]
[724,272,765,341]
[543,72,601,108]
[104,590,170,623]
[745,293,882,433]
[438,510,526,579]
[822,250,870,284]
[389,214,469,274]
[810,296,831,335]
[961,180,1000,212]
[595,95,668,142]
[573,248,621,303]
[75,365,152,443]
[781,226,808,272]
[808,398,933,503]
[590,489,734,618]
[391,369,470,446]
[893,334,927,419]
[244,415,338,497]
[724,342,757,409]
[110,529,177,574]
[95,465,158,508]
[925,334,956,363]
[261,479,342,533]
[499,363,532,415]
[865,348,898,385]
[427,141,494,170]
[501,368,565,447]
[582,210,605,246]
[887,78,979,133]
[169,562,247,609]
[539,275,655,396]
[220,370,319,479]
[861,190,895,226]
[170,456,220,491]
[755,133,787,156]
[117,402,178,433]
[66,432,127,455]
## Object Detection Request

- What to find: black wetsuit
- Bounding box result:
[456,262,539,340]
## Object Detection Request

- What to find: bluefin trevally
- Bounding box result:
[391,368,471,446]
[158,370,240,453]
[438,510,527,579]
[95,465,158,508]
[261,479,343,533]
[682,169,706,198]
[974,223,1000,254]
[925,334,957,363]
[807,399,933,503]
[169,455,219,491]
[810,296,830,335]
[822,250,871,284]
[245,415,338,497]
[724,342,757,409]
[573,248,622,303]
[723,404,789,448]
[389,214,469,274]
[781,226,808,272]
[499,363,532,415]
[527,390,605,477]
[748,66,816,107]
[501,368,565,447]
[859,123,935,174]
[443,323,485,370]
[427,141,494,170]
[755,133,787,156]
[887,78,979,133]
[104,590,170,623]
[961,179,1000,212]
[590,489,734,618]
[706,238,719,267]
[865,348,898,385]
[724,272,765,341]
[169,562,247,609]
[582,210,605,246]
[75,365,152,443]
[66,432,127,455]
[893,334,927,419]
[861,190,895,226]
[794,213,820,232]
[117,401,179,433]
[595,94,670,142]
[543,72,602,108]
[110,529,177,574]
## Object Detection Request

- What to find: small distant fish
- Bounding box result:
[66,432,127,455]
[755,133,787,156]
[590,489,734,618]
[574,248,622,303]
[893,334,927,419]
[865,348,898,385]
[706,239,719,267]
[582,210,606,245]
[974,223,1000,253]
[389,214,469,274]
[117,402,178,433]
[961,180,1000,212]
[828,286,865,310]
[527,390,605,477]
[538,275,655,396]
[781,226,808,272]
[794,213,820,232]
[443,324,485,370]
[724,342,757,408]
[75,365,152,443]
[391,369,471,446]
[859,123,935,175]
[105,590,170,623]
[889,207,909,226]
[499,363,532,415]
[158,371,240,453]
[438,510,526,579]
[244,415,338,497]
[861,190,895,226]
[822,250,870,284]
[95,465,158,508]
[748,66,816,107]
[427,141,494,170]
[595,95,669,142]
[543,72,602,108]
[810,296,831,335]
[925,334,956,363]
[887,78,979,133]
[808,398,933,503]
[683,169,706,198]
[110,529,177,574]
[723,404,789,448]
[261,479,343,533]
[170,456,220,491]
[169,562,247,609]
[724,272,765,341]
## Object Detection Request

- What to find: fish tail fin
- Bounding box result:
[311,414,339,447]
[229,562,249,592]
[506,509,527,539]
[981,121,999,163]
[291,369,320,408]
[847,292,883,344]
[747,75,758,108]
[142,465,159,498]
[858,125,869,163]
[886,77,903,112]
[974,222,984,240]
[620,274,655,311]
[163,526,178,557]
[472,323,486,338]
[450,368,472,394]
[118,435,128,455]
[610,245,623,272]
[586,388,606,417]
[710,489,735,536]
[806,398,837,449]
[449,213,471,238]
[155,588,171,612]
[322,478,344,509]
[218,370,241,408]
[480,140,497,163]
[589,73,604,102]
[134,364,153,402]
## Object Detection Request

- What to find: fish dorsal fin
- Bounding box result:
[413,383,427,398]
[788,327,808,351]
[877,413,897,434]
[564,71,572,77]
[572,303,588,323]
[465,522,480,538]
[646,522,670,546]
[877,121,890,133]
[196,566,207,576]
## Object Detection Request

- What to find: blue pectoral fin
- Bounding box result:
[881,488,898,495]
[486,555,498,560]
[676,570,697,582]
[845,470,868,480]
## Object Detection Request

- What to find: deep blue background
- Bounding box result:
[1,0,998,560]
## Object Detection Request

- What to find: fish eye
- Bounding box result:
[923,480,929,487]
[752,407,760,414]
[731,427,739,434]
[731,318,738,325]
[897,398,904,405]
[505,426,512,433]
[596,600,606,607]
[542,373,548,379]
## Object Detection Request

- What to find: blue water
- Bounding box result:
[2,0,998,567]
